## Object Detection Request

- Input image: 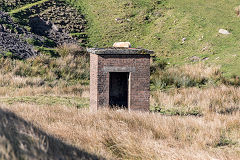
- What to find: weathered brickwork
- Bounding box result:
[90,53,98,111]
[89,49,152,111]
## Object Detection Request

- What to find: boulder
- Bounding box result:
[29,16,52,36]
[189,56,200,62]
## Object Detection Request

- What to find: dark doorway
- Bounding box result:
[109,72,129,109]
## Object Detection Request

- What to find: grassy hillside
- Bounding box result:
[68,0,240,78]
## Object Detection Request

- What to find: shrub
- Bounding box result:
[11,53,90,82]
[150,57,168,73]
[0,45,90,86]
[215,130,237,147]
[3,51,13,58]
[26,38,42,46]
[151,105,203,116]
[56,44,86,57]
[151,63,221,90]
[43,39,57,48]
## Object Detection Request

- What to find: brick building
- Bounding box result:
[88,48,153,111]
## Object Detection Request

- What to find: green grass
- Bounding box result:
[4,0,240,78]
[0,95,89,108]
[9,0,50,14]
[70,32,87,36]
[151,105,203,116]
[67,0,240,78]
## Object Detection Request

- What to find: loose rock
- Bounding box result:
[219,29,230,35]
[182,37,186,44]
[189,56,200,62]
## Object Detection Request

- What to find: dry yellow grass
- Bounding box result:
[0,73,89,97]
[0,58,239,159]
[0,107,101,160]
[151,62,223,91]
[1,104,239,160]
[168,63,221,81]
[151,85,240,115]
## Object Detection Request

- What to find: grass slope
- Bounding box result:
[68,0,240,77]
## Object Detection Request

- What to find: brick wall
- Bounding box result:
[90,53,150,111]
[90,53,98,111]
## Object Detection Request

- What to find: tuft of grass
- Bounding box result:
[36,47,58,57]
[56,43,86,57]
[26,38,42,46]
[1,51,13,58]
[9,0,50,14]
[151,63,221,90]
[151,105,203,116]
[70,32,87,38]
[215,130,238,147]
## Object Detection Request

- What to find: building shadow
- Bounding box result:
[0,108,105,160]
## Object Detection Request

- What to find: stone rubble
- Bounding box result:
[0,11,39,59]
[29,15,76,45]
[0,0,87,59]
[14,0,87,44]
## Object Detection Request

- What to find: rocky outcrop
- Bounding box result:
[0,32,37,59]
[0,11,27,34]
[11,0,87,45]
[0,11,39,59]
[0,0,88,59]
[38,0,86,34]
[0,0,86,34]
[29,16,76,45]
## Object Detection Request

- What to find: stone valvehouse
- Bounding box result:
[88,48,153,111]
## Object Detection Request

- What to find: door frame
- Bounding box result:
[108,72,131,110]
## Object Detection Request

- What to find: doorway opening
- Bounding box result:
[109,72,129,109]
